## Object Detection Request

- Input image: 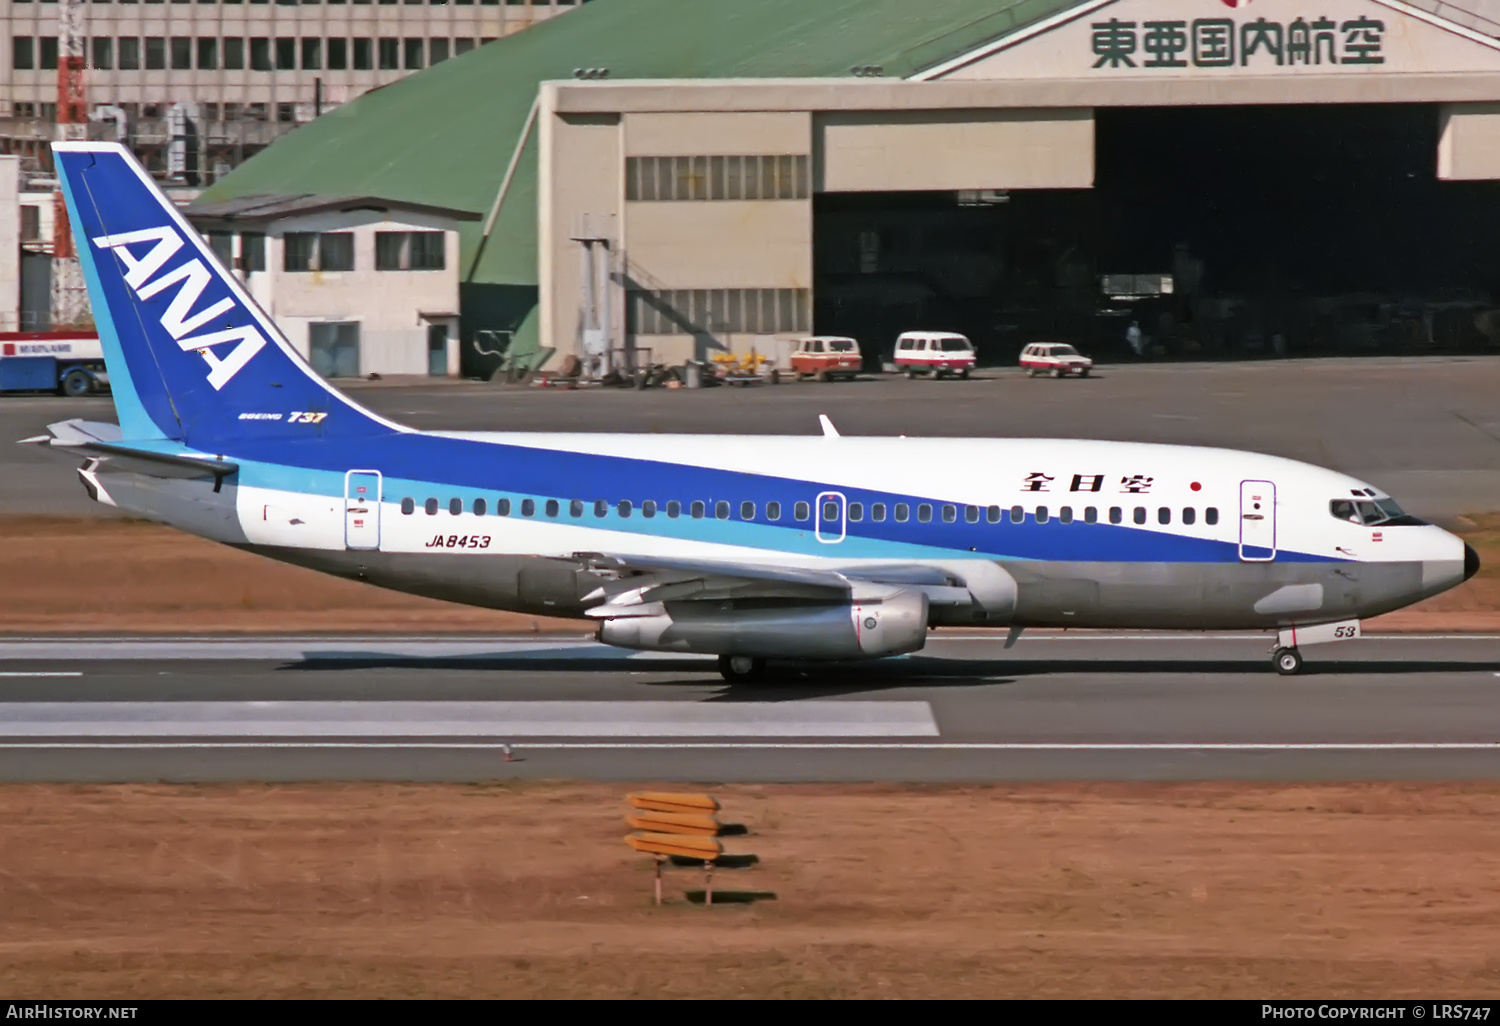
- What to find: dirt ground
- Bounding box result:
[0,782,1498,998]
[0,513,1498,634]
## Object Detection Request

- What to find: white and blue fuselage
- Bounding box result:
[28,142,1477,679]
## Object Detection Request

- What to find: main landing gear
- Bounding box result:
[717,654,766,682]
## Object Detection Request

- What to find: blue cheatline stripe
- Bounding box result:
[213,441,1337,565]
[57,160,170,441]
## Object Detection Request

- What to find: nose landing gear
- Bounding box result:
[1272,647,1304,675]
[718,654,767,682]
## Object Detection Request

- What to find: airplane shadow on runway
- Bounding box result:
[276,651,1500,700]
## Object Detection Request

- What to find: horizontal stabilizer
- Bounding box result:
[20,418,237,480]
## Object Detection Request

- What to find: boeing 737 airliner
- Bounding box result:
[23,142,1479,679]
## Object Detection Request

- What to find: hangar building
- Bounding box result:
[195,0,1500,376]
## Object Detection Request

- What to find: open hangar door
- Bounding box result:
[813,104,1500,367]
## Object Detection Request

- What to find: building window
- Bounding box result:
[328,38,347,70]
[171,37,191,70]
[404,38,424,69]
[197,38,217,70]
[250,38,271,71]
[626,288,811,336]
[374,231,445,271]
[455,38,474,55]
[90,38,112,70]
[284,233,353,272]
[353,39,373,69]
[302,38,320,70]
[409,232,444,270]
[626,155,810,202]
[40,38,59,71]
[224,38,245,70]
[14,39,34,72]
[144,38,165,70]
[276,38,296,70]
[431,39,449,63]
[20,206,40,243]
[119,38,140,70]
[206,232,233,266]
[239,232,266,272]
[378,38,398,69]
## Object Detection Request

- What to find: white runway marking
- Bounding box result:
[0,701,939,738]
[0,741,1496,751]
[0,672,82,677]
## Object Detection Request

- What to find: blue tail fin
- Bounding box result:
[53,142,404,446]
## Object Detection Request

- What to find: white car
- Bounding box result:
[893,331,976,379]
[1020,342,1093,378]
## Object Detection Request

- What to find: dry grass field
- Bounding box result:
[1,783,1499,998]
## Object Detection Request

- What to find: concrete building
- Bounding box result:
[184,0,1500,374]
[187,194,476,377]
[0,0,584,183]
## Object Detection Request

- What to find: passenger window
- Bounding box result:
[401,497,414,515]
[425,498,439,515]
[1109,507,1122,524]
[965,505,979,523]
[1133,507,1146,525]
[642,500,657,519]
[449,498,463,516]
[473,498,487,516]
[619,500,634,518]
[1036,506,1049,524]
[1182,507,1196,525]
[987,505,1001,523]
[545,499,559,518]
[1059,506,1073,524]
[794,501,810,521]
[1205,507,1219,525]
[1157,507,1170,525]
[741,501,755,520]
[1010,505,1024,524]
[872,503,887,522]
[1084,507,1097,524]
[594,500,607,517]
[941,504,956,523]
[667,500,681,518]
[713,500,728,520]
[823,500,839,521]
[570,499,584,517]
[767,501,781,520]
[521,499,535,517]
[497,498,511,516]
[848,502,863,522]
[691,501,706,519]
[918,504,932,523]
[895,503,910,523]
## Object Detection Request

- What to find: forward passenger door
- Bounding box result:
[1238,480,1276,562]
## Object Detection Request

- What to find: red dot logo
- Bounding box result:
[1190,482,1202,491]
[1220,0,1252,6]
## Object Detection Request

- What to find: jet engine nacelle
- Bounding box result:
[597,589,929,660]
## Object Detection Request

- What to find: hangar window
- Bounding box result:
[627,288,810,335]
[767,501,781,520]
[497,498,510,516]
[424,498,438,515]
[625,155,809,202]
[401,498,415,515]
[795,501,811,521]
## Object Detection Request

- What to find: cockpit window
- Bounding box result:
[1331,497,1422,526]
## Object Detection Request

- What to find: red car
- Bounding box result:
[789,336,862,381]
[1020,342,1093,378]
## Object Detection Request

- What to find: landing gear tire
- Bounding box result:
[1272,647,1304,676]
[718,654,766,683]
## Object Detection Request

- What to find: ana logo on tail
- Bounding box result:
[91,225,265,390]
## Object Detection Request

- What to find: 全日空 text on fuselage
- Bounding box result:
[26,142,1479,675]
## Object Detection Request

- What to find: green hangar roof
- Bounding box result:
[197,0,1074,290]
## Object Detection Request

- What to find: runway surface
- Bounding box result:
[0,633,1497,782]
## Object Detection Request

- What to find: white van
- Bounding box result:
[893,332,975,379]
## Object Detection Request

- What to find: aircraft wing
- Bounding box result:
[578,553,972,616]
[19,419,239,480]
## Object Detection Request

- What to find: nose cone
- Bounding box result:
[1465,543,1482,582]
